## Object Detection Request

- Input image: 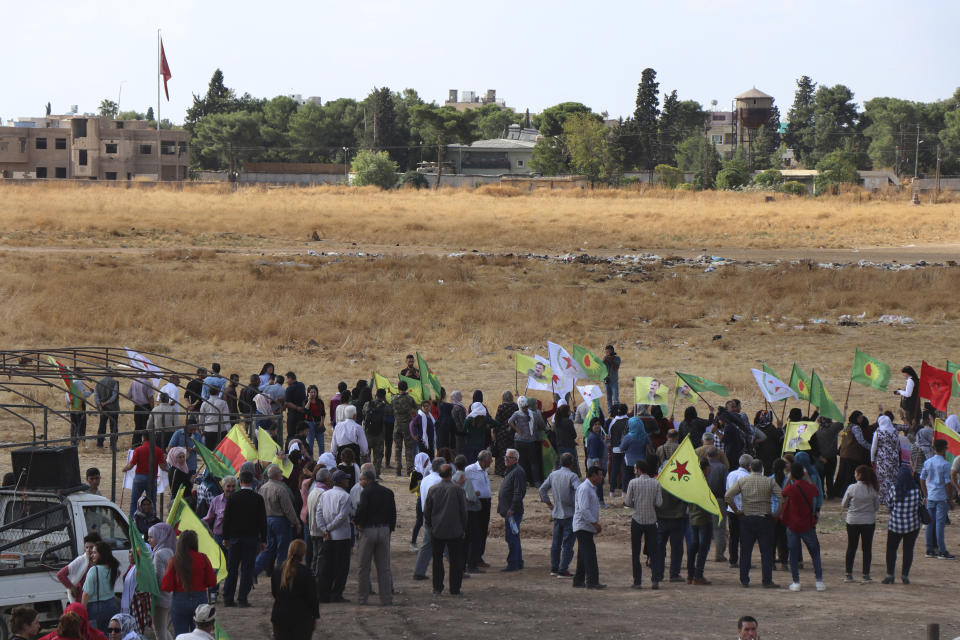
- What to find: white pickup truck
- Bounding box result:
[0,488,130,640]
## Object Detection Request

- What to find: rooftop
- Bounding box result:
[735,87,773,100]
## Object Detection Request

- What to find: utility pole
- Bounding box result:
[935,144,942,200]
[914,123,920,179]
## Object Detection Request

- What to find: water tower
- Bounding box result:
[734,87,773,151]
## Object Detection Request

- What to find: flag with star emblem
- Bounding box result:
[656,436,722,521]
[751,368,798,403]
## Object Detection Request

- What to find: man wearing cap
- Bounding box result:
[656,429,680,467]
[174,603,216,640]
[315,470,353,603]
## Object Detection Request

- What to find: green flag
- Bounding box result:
[215,623,230,640]
[789,364,811,401]
[128,518,160,596]
[675,372,729,397]
[416,353,442,400]
[582,398,602,437]
[810,371,843,422]
[572,344,608,381]
[851,349,891,391]
[947,361,960,398]
[195,439,236,478]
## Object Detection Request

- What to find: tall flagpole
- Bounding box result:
[157,29,162,182]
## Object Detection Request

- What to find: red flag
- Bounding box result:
[160,40,172,100]
[919,361,952,411]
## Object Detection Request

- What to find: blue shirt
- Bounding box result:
[585,431,605,462]
[920,455,951,501]
[168,428,203,472]
[620,430,648,466]
[202,375,227,399]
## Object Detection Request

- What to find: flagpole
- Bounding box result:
[675,372,714,413]
[806,369,813,418]
[157,29,162,182]
[780,398,788,425]
[841,376,853,422]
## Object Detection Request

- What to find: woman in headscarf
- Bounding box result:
[165,447,192,499]
[946,414,960,433]
[463,402,497,464]
[493,391,518,476]
[147,523,176,640]
[871,415,901,506]
[883,465,922,584]
[911,425,935,479]
[619,412,649,490]
[132,496,159,539]
[408,451,431,551]
[449,390,467,455]
[107,614,145,640]
[119,550,150,633]
[434,388,455,452]
[841,464,880,582]
[40,604,106,640]
[794,452,823,513]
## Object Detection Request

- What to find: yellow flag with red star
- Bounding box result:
[656,436,722,521]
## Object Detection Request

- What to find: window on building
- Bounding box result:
[516,159,524,168]
[140,144,152,155]
[178,142,187,155]
[73,119,87,139]
[105,172,117,180]
[35,167,47,178]
[105,143,118,154]
[711,135,723,145]
[35,137,47,150]
[712,114,726,121]
[19,140,26,153]
[55,138,67,149]
[55,167,67,178]
[0,142,7,152]
[161,140,177,155]
[115,121,124,129]
[79,150,88,166]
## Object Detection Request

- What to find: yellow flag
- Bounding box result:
[257,427,293,477]
[166,487,228,582]
[372,372,398,401]
[657,436,722,521]
[782,421,819,455]
[634,376,669,409]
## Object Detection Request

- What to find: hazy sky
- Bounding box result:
[3,0,956,124]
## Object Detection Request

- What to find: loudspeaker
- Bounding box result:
[10,446,81,490]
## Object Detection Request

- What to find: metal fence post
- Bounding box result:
[43,407,48,443]
[926,624,940,640]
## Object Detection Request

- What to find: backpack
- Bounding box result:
[363,400,386,438]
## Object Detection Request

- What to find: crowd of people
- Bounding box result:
[16,356,960,640]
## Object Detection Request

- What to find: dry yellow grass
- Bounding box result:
[2,182,960,251]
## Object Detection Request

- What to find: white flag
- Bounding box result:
[548,341,585,382]
[125,347,161,374]
[525,374,552,392]
[577,384,604,405]
[751,368,798,403]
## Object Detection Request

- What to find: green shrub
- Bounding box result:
[351,150,398,189]
[654,164,684,189]
[781,181,808,196]
[752,169,782,189]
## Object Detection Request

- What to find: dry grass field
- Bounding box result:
[0,183,959,639]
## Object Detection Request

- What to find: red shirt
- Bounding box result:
[130,443,165,475]
[160,550,217,592]
[781,479,820,533]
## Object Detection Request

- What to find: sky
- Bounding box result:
[3,0,957,125]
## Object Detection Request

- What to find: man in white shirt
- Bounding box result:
[464,450,493,572]
[306,467,330,576]
[174,603,217,640]
[315,471,353,603]
[330,405,369,459]
[539,452,581,576]
[725,454,753,568]
[413,457,445,579]
[200,393,230,450]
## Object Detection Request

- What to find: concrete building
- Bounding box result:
[702,88,775,160]
[0,115,188,180]
[445,124,538,175]
[704,110,737,157]
[444,89,506,112]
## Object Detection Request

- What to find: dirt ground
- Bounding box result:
[7,442,956,640]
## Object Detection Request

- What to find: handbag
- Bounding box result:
[918,502,931,525]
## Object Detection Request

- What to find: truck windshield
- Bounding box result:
[83,505,130,552]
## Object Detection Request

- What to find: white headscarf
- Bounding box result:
[468,402,487,419]
[877,415,896,434]
[414,452,431,477]
[288,440,301,454]
[318,452,336,469]
[946,415,960,432]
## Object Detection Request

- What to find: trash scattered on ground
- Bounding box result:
[878,314,915,325]
[808,318,828,324]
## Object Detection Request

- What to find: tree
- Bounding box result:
[654,164,684,188]
[532,102,596,137]
[563,113,617,185]
[392,88,426,170]
[286,102,330,162]
[659,92,707,167]
[750,106,781,170]
[529,137,566,175]
[351,150,398,189]
[146,107,154,121]
[410,105,479,187]
[191,111,264,171]
[814,149,860,194]
[359,87,399,152]
[45,102,51,116]
[185,69,240,138]
[98,99,119,118]
[259,96,299,161]
[471,103,522,140]
[676,135,720,190]
[715,147,750,189]
[784,75,817,165]
[631,68,660,170]
[811,84,861,163]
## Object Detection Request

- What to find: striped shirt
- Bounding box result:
[725,471,782,517]
[623,475,663,525]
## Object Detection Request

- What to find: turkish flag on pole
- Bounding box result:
[919,360,953,411]
[160,39,172,100]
